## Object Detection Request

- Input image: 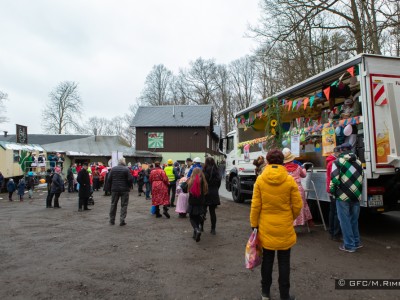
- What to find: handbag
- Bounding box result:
[150,205,156,215]
[245,228,263,269]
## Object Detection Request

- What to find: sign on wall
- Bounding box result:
[16,124,28,144]
[148,132,164,148]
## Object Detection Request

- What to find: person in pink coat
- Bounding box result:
[149,161,170,219]
[282,148,313,228]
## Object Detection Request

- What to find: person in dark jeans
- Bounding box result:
[47,167,64,208]
[67,166,74,193]
[250,149,302,300]
[203,157,221,235]
[326,146,341,241]
[107,157,133,226]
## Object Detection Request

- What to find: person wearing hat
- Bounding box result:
[282,148,313,230]
[187,157,202,178]
[330,142,363,252]
[17,178,26,201]
[77,162,91,211]
[326,146,342,241]
[26,172,35,199]
[47,167,64,208]
[164,159,180,207]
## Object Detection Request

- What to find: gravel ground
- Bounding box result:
[0,187,399,300]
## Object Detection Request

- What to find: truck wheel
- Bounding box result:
[232,177,244,203]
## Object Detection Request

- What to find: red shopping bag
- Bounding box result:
[245,228,263,269]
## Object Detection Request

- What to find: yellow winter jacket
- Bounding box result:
[250,164,303,250]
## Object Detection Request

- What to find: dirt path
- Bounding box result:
[0,189,399,299]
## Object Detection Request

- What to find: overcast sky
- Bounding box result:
[0,0,260,134]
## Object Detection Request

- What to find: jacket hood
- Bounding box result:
[341,153,357,162]
[326,154,337,164]
[260,164,288,186]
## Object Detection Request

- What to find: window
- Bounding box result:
[13,150,19,162]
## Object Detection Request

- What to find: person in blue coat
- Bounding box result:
[17,178,26,201]
[187,157,202,178]
[7,179,16,201]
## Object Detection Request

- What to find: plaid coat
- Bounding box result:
[330,153,363,202]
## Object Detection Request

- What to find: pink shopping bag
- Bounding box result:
[245,228,263,269]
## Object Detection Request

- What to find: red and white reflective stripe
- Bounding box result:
[372,82,388,105]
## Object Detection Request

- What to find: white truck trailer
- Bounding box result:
[223,54,400,214]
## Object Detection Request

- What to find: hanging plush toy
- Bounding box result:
[340,98,354,119]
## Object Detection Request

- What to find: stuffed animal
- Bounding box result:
[340,98,354,119]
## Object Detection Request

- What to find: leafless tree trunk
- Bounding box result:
[41,81,83,134]
[215,64,232,136]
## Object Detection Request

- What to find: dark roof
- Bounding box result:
[0,134,91,144]
[131,105,213,127]
[41,135,161,158]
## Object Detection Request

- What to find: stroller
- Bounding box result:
[88,189,95,205]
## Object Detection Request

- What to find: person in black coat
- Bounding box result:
[203,157,222,235]
[47,167,64,208]
[77,163,91,211]
[107,157,133,226]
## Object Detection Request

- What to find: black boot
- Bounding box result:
[163,206,170,219]
[155,206,162,218]
[195,228,201,242]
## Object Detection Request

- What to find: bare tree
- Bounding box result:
[215,64,233,136]
[42,81,83,134]
[124,103,139,147]
[179,58,218,105]
[169,75,190,105]
[140,64,173,106]
[0,91,8,124]
[79,117,111,135]
[229,56,257,112]
[251,0,400,56]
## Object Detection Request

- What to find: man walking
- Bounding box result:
[330,143,363,253]
[108,157,133,226]
[77,162,91,211]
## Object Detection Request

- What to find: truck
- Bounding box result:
[223,54,400,214]
[0,141,48,191]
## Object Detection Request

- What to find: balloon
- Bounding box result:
[344,124,353,136]
[282,140,288,147]
[335,126,342,136]
[300,134,306,142]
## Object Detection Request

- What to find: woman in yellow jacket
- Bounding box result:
[250,149,302,300]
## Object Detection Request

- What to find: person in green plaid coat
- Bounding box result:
[330,143,363,253]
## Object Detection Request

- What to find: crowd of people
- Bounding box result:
[2,144,364,300]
